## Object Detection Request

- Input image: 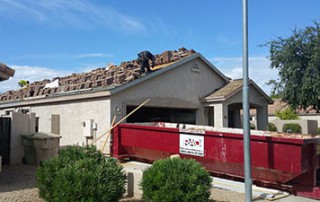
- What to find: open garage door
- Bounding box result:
[126,106,196,124]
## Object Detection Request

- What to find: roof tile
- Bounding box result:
[0,48,196,102]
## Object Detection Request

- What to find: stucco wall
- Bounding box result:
[110,58,227,125]
[270,119,318,135]
[224,85,269,107]
[10,112,36,164]
[300,115,320,127]
[207,84,270,129]
[269,115,320,133]
[29,98,111,148]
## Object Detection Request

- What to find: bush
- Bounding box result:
[268,123,277,132]
[317,128,320,135]
[36,145,126,202]
[141,158,212,202]
[275,107,299,120]
[282,123,302,133]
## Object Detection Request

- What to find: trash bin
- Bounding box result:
[21,132,61,165]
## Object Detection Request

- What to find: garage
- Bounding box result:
[126,106,196,124]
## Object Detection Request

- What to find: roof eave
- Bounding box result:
[0,88,111,109]
[0,72,10,81]
[0,64,15,81]
[201,96,226,103]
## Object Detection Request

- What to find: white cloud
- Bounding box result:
[0,0,146,32]
[211,56,279,95]
[74,53,113,59]
[0,65,72,93]
[14,52,113,60]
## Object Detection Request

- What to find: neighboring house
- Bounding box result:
[267,98,319,134]
[268,99,320,125]
[0,48,272,164]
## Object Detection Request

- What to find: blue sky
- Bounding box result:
[0,0,319,94]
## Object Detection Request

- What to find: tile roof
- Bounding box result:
[0,63,15,82]
[267,98,288,115]
[268,98,319,115]
[204,79,243,100]
[203,79,273,104]
[0,48,196,102]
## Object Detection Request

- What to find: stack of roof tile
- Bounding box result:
[0,48,196,102]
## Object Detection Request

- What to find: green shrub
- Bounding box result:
[250,123,256,129]
[141,158,212,202]
[268,123,277,132]
[282,123,302,133]
[36,145,126,202]
[317,128,320,135]
[275,107,299,120]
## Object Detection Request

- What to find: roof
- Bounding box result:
[110,52,230,95]
[203,79,273,104]
[267,98,288,116]
[206,79,243,100]
[1,47,227,104]
[0,63,15,82]
[268,98,319,116]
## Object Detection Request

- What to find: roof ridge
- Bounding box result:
[0,48,197,102]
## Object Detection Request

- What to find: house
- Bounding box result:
[0,48,272,164]
[267,99,319,134]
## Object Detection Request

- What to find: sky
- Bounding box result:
[0,0,319,94]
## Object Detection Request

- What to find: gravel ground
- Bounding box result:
[0,164,267,202]
[0,164,43,202]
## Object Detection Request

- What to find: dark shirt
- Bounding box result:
[138,51,155,67]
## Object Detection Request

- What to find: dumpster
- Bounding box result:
[21,132,61,165]
[112,122,320,199]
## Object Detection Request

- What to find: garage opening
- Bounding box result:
[126,106,196,124]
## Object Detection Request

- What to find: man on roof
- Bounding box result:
[18,80,29,88]
[137,51,155,75]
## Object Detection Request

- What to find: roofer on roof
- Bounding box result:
[137,51,155,75]
[18,80,29,88]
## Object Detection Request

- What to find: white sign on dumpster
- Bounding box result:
[179,133,204,157]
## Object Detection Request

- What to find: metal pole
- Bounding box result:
[242,0,252,201]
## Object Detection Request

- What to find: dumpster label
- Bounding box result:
[179,128,205,134]
[179,134,204,157]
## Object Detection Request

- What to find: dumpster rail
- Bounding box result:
[111,122,320,200]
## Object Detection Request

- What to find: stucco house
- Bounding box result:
[0,48,272,164]
[266,99,320,134]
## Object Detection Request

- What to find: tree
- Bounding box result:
[266,22,320,112]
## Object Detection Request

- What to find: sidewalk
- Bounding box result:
[122,161,319,202]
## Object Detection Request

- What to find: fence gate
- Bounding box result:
[0,117,11,165]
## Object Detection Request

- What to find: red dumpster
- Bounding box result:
[112,123,320,199]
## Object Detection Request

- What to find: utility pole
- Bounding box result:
[242,0,252,201]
